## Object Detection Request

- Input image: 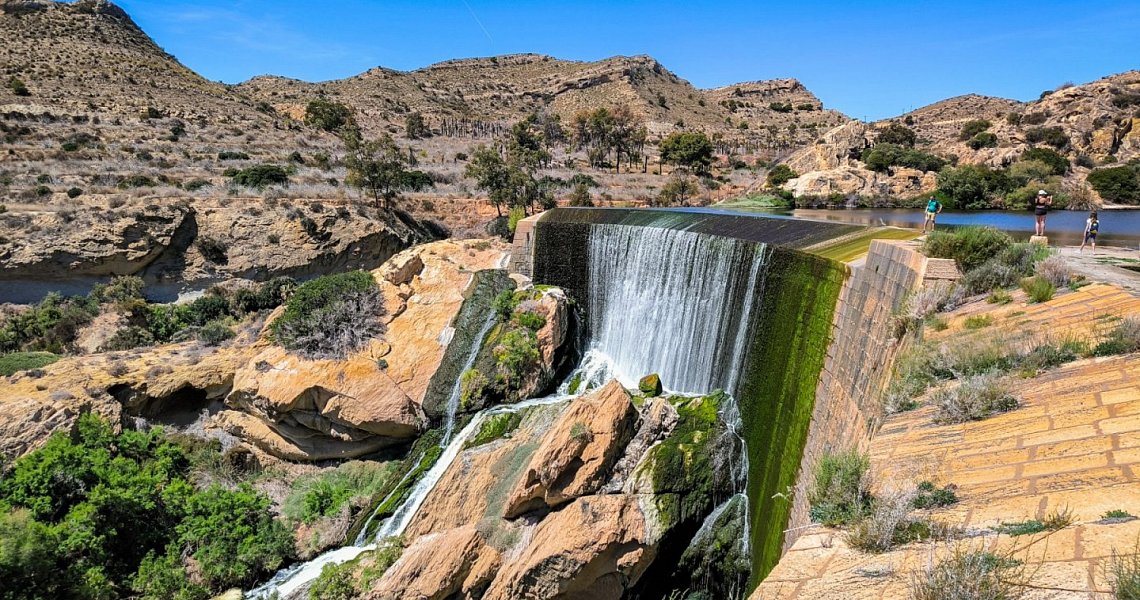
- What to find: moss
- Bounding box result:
[733,248,846,587]
[642,393,724,529]
[567,372,583,395]
[464,412,522,449]
[0,352,60,376]
[348,430,444,542]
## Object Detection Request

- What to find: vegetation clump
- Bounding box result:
[808,449,872,526]
[230,164,289,188]
[910,548,1025,600]
[861,143,947,173]
[283,461,398,525]
[924,227,1014,272]
[0,415,294,600]
[271,270,384,359]
[0,351,60,376]
[933,373,1019,424]
[643,393,730,529]
[464,412,522,449]
[911,481,959,509]
[1092,317,1140,356]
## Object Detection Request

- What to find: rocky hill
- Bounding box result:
[782,72,1140,204]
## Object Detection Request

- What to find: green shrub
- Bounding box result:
[923,227,1013,272]
[196,321,234,346]
[809,450,872,526]
[118,174,157,189]
[65,187,82,198]
[0,351,60,376]
[1108,544,1140,600]
[766,163,798,186]
[183,178,211,192]
[103,325,156,351]
[217,150,250,161]
[933,373,1019,424]
[0,292,100,354]
[1103,509,1136,521]
[966,132,998,150]
[861,144,947,173]
[512,310,546,331]
[958,119,991,141]
[1088,165,1140,205]
[963,314,993,330]
[8,76,29,96]
[231,164,289,188]
[0,415,294,599]
[1020,276,1055,303]
[229,277,296,314]
[1020,147,1070,175]
[1092,317,1140,356]
[493,329,540,395]
[309,562,357,600]
[271,271,384,359]
[876,122,917,147]
[34,184,51,197]
[305,99,354,132]
[283,461,396,525]
[937,165,1015,209]
[912,481,959,509]
[963,262,1019,295]
[1025,126,1069,149]
[987,290,1013,304]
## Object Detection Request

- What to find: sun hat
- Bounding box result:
[1038,189,1048,195]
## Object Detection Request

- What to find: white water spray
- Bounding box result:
[441,308,499,444]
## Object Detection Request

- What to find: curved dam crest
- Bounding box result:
[519,207,927,588]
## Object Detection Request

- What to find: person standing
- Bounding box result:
[922,196,942,233]
[1079,210,1099,254]
[1034,190,1052,236]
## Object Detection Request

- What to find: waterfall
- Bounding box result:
[586,224,768,394]
[246,392,576,599]
[441,308,499,444]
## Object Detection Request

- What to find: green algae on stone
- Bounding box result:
[639,373,663,397]
[464,412,522,449]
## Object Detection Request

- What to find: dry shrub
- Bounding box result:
[911,545,1026,600]
[933,373,1019,424]
[1033,255,1070,287]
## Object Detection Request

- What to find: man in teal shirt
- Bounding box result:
[922,196,942,233]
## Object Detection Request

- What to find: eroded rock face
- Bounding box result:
[217,239,514,460]
[504,379,637,517]
[367,525,501,600]
[786,166,938,200]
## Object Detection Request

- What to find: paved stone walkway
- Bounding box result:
[754,284,1140,599]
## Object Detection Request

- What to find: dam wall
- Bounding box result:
[513,208,939,587]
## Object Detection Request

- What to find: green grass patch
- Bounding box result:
[987,290,1013,305]
[963,314,994,330]
[808,450,872,526]
[1021,275,1056,303]
[282,461,399,524]
[911,481,959,509]
[0,351,60,376]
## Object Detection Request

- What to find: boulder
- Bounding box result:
[638,373,662,397]
[503,380,638,517]
[481,495,658,600]
[366,525,501,600]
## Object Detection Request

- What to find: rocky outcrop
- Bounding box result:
[367,525,501,600]
[504,380,637,517]
[482,495,659,600]
[786,165,938,200]
[783,121,871,175]
[216,239,515,460]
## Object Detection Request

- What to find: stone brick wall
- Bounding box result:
[508,214,540,277]
[783,240,931,550]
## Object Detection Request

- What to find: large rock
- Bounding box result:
[366,525,501,600]
[482,495,659,600]
[219,239,513,460]
[503,380,638,517]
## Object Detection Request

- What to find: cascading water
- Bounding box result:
[586,224,769,394]
[441,309,499,444]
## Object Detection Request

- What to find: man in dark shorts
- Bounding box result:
[1034,190,1052,236]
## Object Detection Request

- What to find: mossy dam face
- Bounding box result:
[512,207,931,590]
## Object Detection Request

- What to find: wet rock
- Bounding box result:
[366,525,501,600]
[503,380,638,517]
[638,373,662,397]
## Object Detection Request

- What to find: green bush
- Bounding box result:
[1092,317,1140,356]
[912,481,959,509]
[217,150,250,161]
[8,76,29,96]
[958,119,991,141]
[305,99,354,132]
[937,165,1015,209]
[766,163,798,186]
[933,373,1018,424]
[65,186,82,198]
[283,461,396,525]
[183,178,211,192]
[966,132,998,150]
[1020,147,1070,175]
[196,321,234,346]
[1108,544,1140,600]
[271,271,384,359]
[118,174,157,189]
[0,415,294,599]
[229,277,296,314]
[0,351,60,376]
[0,292,100,354]
[1024,126,1069,149]
[923,227,1013,272]
[103,325,156,351]
[1088,165,1140,204]
[493,329,540,395]
[910,549,1024,600]
[876,122,917,147]
[195,236,228,264]
[230,164,289,188]
[861,144,947,173]
[808,450,872,526]
[1020,276,1055,303]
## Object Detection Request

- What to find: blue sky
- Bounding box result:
[117,0,1140,121]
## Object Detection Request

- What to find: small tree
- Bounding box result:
[1088,165,1140,205]
[657,173,700,206]
[304,99,353,133]
[568,182,593,207]
[766,164,798,187]
[404,112,430,139]
[343,131,429,210]
[659,131,714,174]
[876,123,917,148]
[958,119,991,141]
